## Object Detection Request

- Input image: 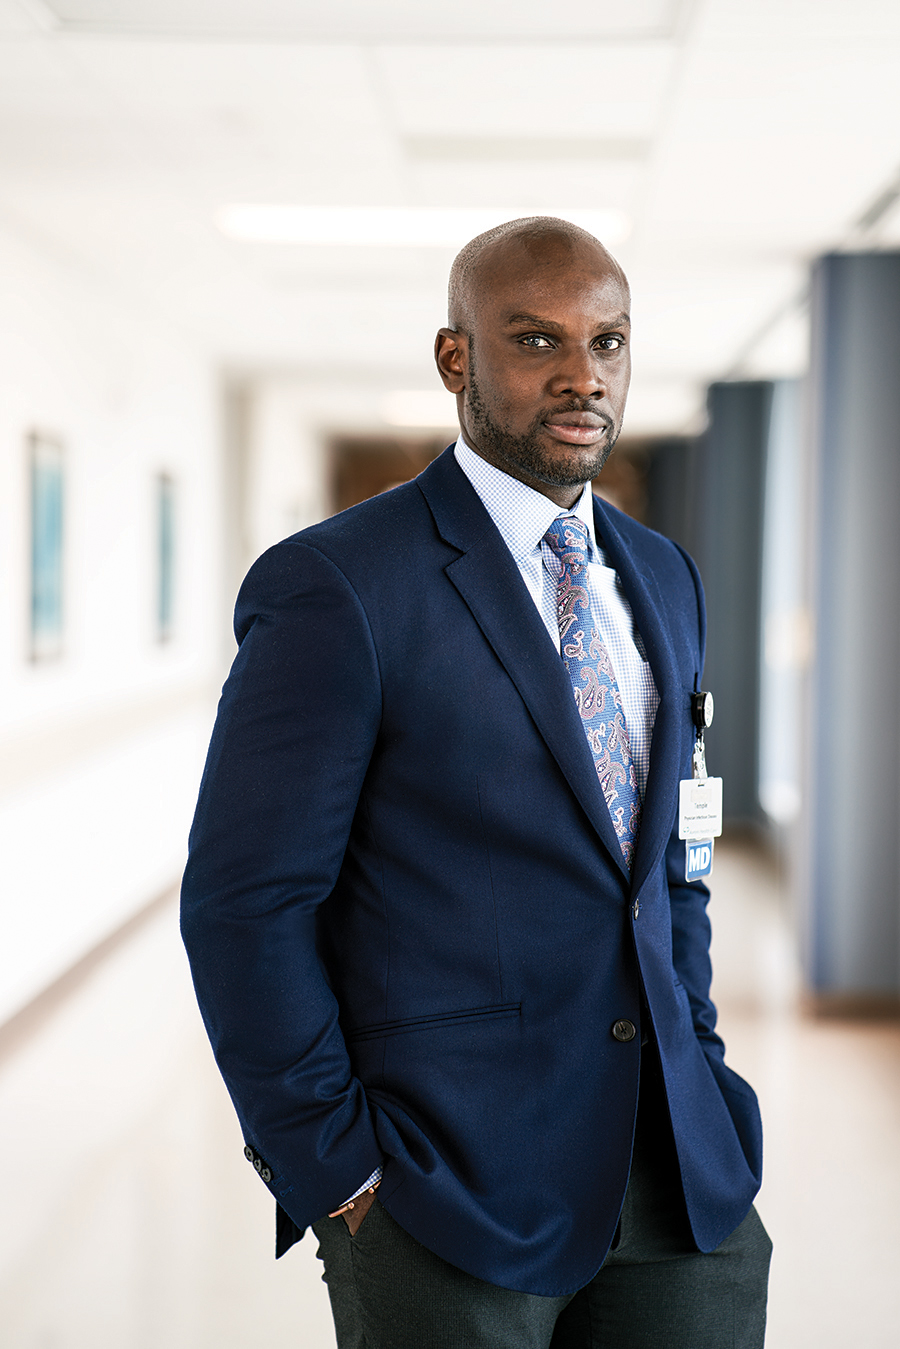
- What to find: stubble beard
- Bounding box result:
[465,354,619,491]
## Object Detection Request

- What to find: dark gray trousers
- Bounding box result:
[312,1062,771,1348]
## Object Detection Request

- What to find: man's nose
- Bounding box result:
[548,347,606,399]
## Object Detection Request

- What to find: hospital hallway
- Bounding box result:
[5,4,900,1344]
[1,836,897,1349]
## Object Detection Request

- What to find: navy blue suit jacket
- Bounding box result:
[180,446,762,1297]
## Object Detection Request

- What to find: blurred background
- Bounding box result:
[1,1,899,1344]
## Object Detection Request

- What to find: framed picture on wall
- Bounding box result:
[29,431,65,661]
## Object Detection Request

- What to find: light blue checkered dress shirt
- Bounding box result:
[454,437,659,797]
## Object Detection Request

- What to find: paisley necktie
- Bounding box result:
[543,515,641,869]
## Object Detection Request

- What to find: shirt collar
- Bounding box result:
[454,435,598,564]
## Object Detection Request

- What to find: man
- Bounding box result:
[181,217,771,1347]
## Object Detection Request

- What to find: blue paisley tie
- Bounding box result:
[543,516,641,869]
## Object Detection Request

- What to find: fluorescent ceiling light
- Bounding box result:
[381,391,459,428]
[215,205,630,248]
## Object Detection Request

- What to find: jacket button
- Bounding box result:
[633,900,640,919]
[244,1145,254,1163]
[612,1019,636,1042]
[261,1167,272,1182]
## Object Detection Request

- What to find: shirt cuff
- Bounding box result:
[340,1165,383,1207]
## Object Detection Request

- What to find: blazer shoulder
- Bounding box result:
[293,477,439,567]
[248,478,429,575]
[234,478,443,642]
[233,534,364,647]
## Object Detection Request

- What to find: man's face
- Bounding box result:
[436,235,631,508]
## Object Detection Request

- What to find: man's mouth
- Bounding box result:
[542,412,611,446]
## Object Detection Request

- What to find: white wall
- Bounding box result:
[0,221,223,1022]
[244,378,331,565]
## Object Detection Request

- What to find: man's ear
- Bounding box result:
[434,328,468,393]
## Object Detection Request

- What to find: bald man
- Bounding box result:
[181,218,771,1348]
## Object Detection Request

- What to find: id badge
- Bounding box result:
[682,692,721,882]
[679,778,723,882]
[678,777,724,842]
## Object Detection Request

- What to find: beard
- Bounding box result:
[465,352,619,490]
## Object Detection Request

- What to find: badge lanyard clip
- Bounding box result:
[690,690,713,781]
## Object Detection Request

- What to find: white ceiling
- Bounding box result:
[29,0,686,42]
[1,0,900,432]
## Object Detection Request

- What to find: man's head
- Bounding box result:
[435,217,631,509]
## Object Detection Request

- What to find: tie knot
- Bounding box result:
[544,516,590,570]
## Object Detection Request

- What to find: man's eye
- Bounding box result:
[520,334,553,348]
[595,336,623,351]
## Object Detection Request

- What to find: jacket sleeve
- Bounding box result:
[180,539,385,1231]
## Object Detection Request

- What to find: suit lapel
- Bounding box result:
[592,498,683,896]
[418,450,630,877]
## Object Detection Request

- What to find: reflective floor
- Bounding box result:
[1,840,898,1347]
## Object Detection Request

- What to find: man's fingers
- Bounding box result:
[340,1186,378,1235]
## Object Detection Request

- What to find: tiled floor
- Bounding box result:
[1,840,898,1346]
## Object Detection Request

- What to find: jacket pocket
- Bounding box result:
[347,1002,521,1043]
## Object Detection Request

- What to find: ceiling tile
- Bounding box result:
[374,42,675,138]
